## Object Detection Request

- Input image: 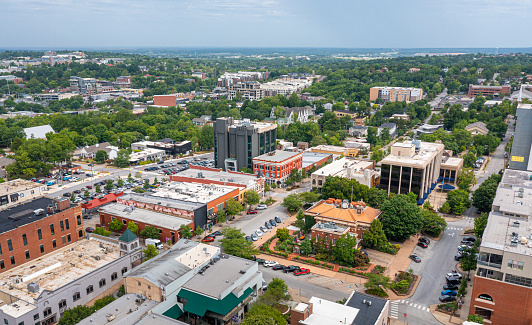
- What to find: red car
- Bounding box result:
[417,241,428,248]
[247,210,258,215]
[86,185,92,189]
[293,268,310,276]
[202,236,215,243]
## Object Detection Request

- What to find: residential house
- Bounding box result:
[79,142,119,160]
[465,121,489,136]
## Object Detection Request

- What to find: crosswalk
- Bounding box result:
[390,300,430,319]
[447,227,463,231]
[463,217,475,221]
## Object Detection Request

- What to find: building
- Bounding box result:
[80,191,124,211]
[129,148,166,164]
[153,95,179,107]
[23,124,55,140]
[217,71,269,87]
[78,142,119,160]
[344,291,389,325]
[131,140,192,156]
[416,124,444,136]
[349,125,369,137]
[511,85,532,102]
[114,75,132,88]
[0,156,14,178]
[306,199,381,247]
[191,72,207,79]
[509,103,532,171]
[324,103,333,111]
[252,150,303,185]
[377,122,397,138]
[369,87,423,103]
[0,179,46,209]
[191,115,212,126]
[465,121,489,136]
[392,113,410,120]
[277,139,294,150]
[214,117,277,172]
[333,109,357,119]
[170,165,265,198]
[310,145,358,158]
[469,168,532,324]
[124,239,263,324]
[311,157,378,190]
[36,92,76,102]
[297,142,309,150]
[228,82,262,100]
[409,68,420,73]
[379,140,446,203]
[344,140,371,151]
[270,106,313,124]
[468,84,511,97]
[261,78,313,98]
[440,156,463,185]
[99,203,193,244]
[0,232,141,325]
[302,152,332,172]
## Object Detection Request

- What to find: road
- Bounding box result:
[428,88,448,111]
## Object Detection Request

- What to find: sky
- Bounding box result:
[1,0,532,49]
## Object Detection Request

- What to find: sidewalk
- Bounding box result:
[429,305,463,325]
[384,235,418,279]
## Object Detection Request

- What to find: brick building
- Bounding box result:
[0,197,83,274]
[369,87,423,102]
[253,150,303,186]
[153,95,178,107]
[468,84,511,97]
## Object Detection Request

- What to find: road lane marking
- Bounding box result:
[418,305,422,309]
[413,304,418,308]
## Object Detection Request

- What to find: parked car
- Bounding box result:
[293,268,310,276]
[202,236,215,243]
[272,264,285,271]
[260,226,268,233]
[30,178,37,182]
[441,290,457,297]
[274,216,282,224]
[418,237,430,245]
[255,229,263,237]
[251,233,258,241]
[264,222,272,229]
[409,255,421,263]
[417,241,428,248]
[63,192,71,197]
[86,185,92,189]
[439,295,456,303]
[83,215,92,220]
[211,230,222,236]
[283,266,301,273]
[443,284,459,291]
[457,244,470,251]
[73,189,81,194]
[46,181,55,186]
[254,257,265,264]
[247,210,258,215]
[245,236,252,242]
[446,278,462,286]
[264,261,279,267]
[86,173,92,177]
[85,227,94,233]
[454,253,463,261]
[256,204,268,210]
[269,219,277,227]
[461,237,476,244]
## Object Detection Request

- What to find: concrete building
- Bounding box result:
[213,117,277,172]
[129,148,166,164]
[131,140,192,156]
[509,103,532,171]
[440,157,464,185]
[379,141,446,203]
[0,233,141,325]
[465,121,489,136]
[23,125,55,140]
[415,124,444,136]
[333,109,358,119]
[349,125,369,137]
[78,142,119,160]
[124,239,263,325]
[469,168,532,324]
[0,179,46,209]
[302,152,332,172]
[36,92,76,102]
[468,84,511,97]
[261,78,313,98]
[392,113,410,120]
[252,150,303,185]
[369,87,423,103]
[344,291,389,325]
[310,145,358,158]
[311,157,378,190]
[114,75,132,88]
[228,82,262,100]
[191,115,212,126]
[217,71,269,87]
[306,199,381,248]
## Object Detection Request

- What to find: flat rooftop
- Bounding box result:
[312,157,374,178]
[310,145,348,154]
[176,167,259,187]
[492,169,532,216]
[302,152,331,169]
[118,193,205,211]
[152,182,239,204]
[441,157,463,168]
[129,148,166,161]
[0,197,69,235]
[182,254,256,299]
[311,221,348,234]
[481,211,532,256]
[0,179,42,195]
[301,296,358,325]
[0,239,119,312]
[228,119,277,132]
[100,203,193,231]
[380,141,444,167]
[517,103,532,110]
[77,294,160,325]
[253,150,301,163]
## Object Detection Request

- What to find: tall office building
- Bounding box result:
[214,117,277,172]
[509,103,532,171]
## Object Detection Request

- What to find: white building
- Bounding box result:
[79,142,119,160]
[311,157,378,190]
[23,125,55,140]
[129,148,165,164]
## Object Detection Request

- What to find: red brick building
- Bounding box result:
[153,95,177,107]
[0,197,83,273]
[253,150,303,186]
[468,84,511,97]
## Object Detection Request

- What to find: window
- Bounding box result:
[62,236,66,245]
[78,230,83,238]
[60,221,64,232]
[99,279,106,287]
[7,239,12,252]
[58,299,66,309]
[33,313,39,320]
[25,250,30,260]
[40,245,44,254]
[86,285,94,295]
[72,292,80,301]
[3,319,6,325]
[508,259,525,270]
[17,322,23,325]
[111,273,117,281]
[121,267,127,275]
[52,240,56,248]
[22,234,27,246]
[50,224,55,235]
[65,219,69,230]
[77,216,81,226]
[0,243,2,255]
[10,256,15,265]
[67,234,71,243]
[0,260,4,269]
[138,281,141,286]
[37,229,42,240]
[43,307,52,317]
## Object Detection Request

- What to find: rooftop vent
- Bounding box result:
[27,282,39,293]
[514,221,521,227]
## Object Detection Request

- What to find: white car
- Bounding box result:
[264,261,279,267]
[256,204,268,210]
[256,229,263,237]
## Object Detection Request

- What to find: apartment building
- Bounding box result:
[468,84,511,97]
[379,140,446,203]
[36,92,76,102]
[509,103,532,171]
[469,168,532,324]
[369,87,423,103]
[114,75,132,88]
[252,150,303,185]
[310,145,358,158]
[0,179,46,209]
[311,157,378,190]
[213,117,277,171]
[261,78,313,98]
[228,81,262,100]
[128,148,165,164]
[270,106,314,124]
[217,71,269,87]
[131,140,192,156]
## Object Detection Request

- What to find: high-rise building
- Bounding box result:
[509,103,532,171]
[213,117,277,172]
[369,87,423,102]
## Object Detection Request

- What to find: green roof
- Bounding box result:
[119,228,138,243]
[177,287,253,317]
[162,304,184,319]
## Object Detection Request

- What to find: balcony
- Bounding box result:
[477,260,502,269]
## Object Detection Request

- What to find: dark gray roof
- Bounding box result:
[346,291,388,325]
[120,193,205,211]
[157,138,175,144]
[350,125,368,130]
[379,122,397,129]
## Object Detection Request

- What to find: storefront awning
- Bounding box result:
[177,287,252,317]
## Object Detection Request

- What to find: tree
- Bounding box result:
[105,179,114,191]
[299,191,320,205]
[142,244,159,261]
[460,247,478,279]
[95,184,101,193]
[282,194,303,212]
[217,209,227,223]
[457,168,476,191]
[472,174,501,212]
[241,314,275,325]
[300,239,313,255]
[370,149,385,163]
[195,226,204,236]
[70,192,76,202]
[199,125,214,149]
[243,303,286,325]
[462,152,476,168]
[127,172,134,182]
[440,202,451,214]
[362,219,388,248]
[93,227,110,237]
[153,177,158,185]
[84,190,90,197]
[244,190,260,209]
[467,314,484,324]
[114,149,130,168]
[108,219,124,232]
[259,278,290,306]
[95,150,108,164]
[364,273,392,290]
[333,233,358,265]
[294,209,305,229]
[380,194,424,241]
[117,177,124,187]
[474,212,488,238]
[140,225,161,239]
[127,221,139,236]
[276,228,290,241]
[421,209,447,237]
[143,179,150,190]
[180,224,192,239]
[220,227,258,259]
[225,197,243,217]
[446,189,471,214]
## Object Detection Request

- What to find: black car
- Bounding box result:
[269,219,277,227]
[283,265,301,273]
[439,295,456,303]
[446,278,462,286]
[272,264,285,271]
[418,237,430,245]
[461,237,476,244]
[443,284,459,291]
[63,192,71,197]
[274,216,282,224]
[211,230,222,236]
[264,222,272,229]
[454,253,463,261]
[73,189,81,194]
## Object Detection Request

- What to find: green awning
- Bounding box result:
[177,287,253,317]
[163,304,184,319]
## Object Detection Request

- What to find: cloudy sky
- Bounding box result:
[2,0,531,48]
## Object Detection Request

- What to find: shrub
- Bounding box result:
[366,287,388,297]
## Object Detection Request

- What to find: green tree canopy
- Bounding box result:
[362,219,388,249]
[380,194,424,241]
[140,225,161,239]
[108,219,124,232]
[95,150,108,164]
[143,244,159,261]
[220,227,258,259]
[180,224,192,239]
